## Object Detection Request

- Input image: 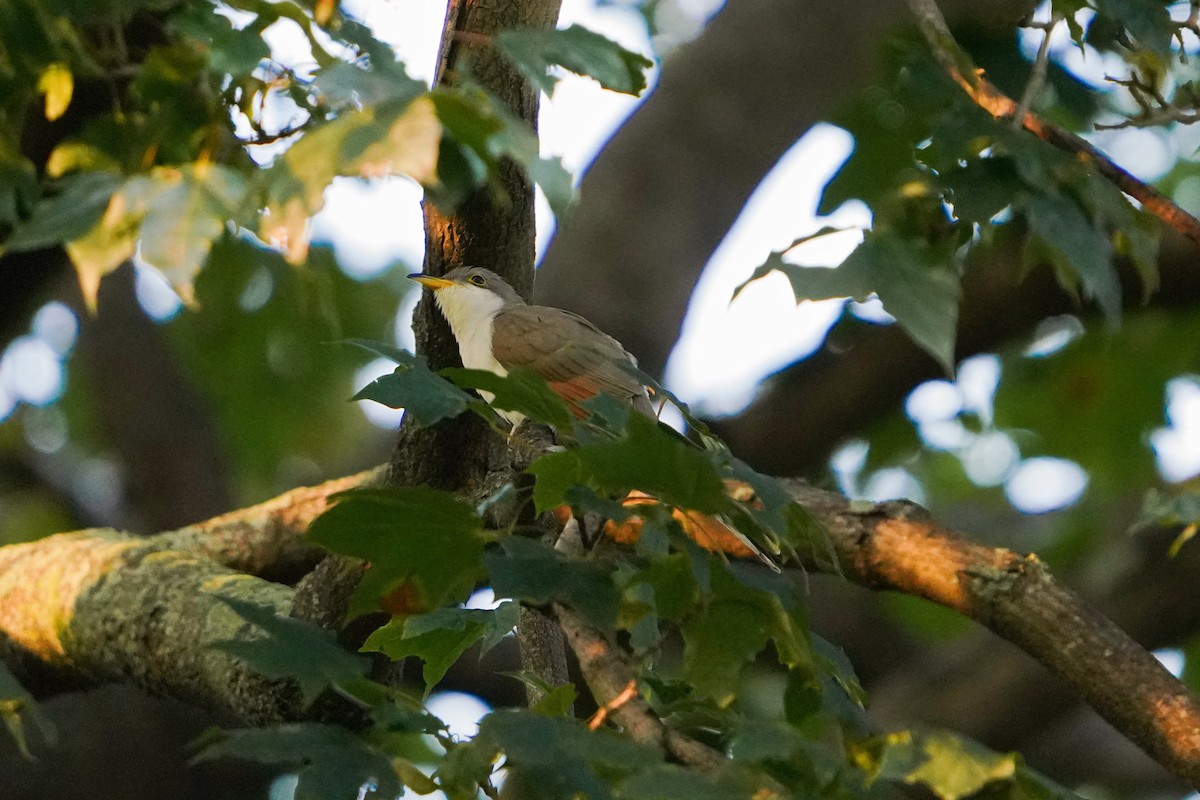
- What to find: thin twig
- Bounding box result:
[1013,14,1061,130]
[905,0,1200,248]
[587,679,637,730]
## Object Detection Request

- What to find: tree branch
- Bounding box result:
[785,481,1200,787]
[906,0,1200,247]
[553,604,725,770]
[3,462,1198,784]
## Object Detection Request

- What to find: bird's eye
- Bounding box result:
[467,274,487,287]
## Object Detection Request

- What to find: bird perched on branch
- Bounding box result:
[410,266,768,564]
[410,266,654,425]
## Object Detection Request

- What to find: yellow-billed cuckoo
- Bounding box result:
[410,266,655,425]
[411,267,771,565]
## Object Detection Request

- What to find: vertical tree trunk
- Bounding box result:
[388,0,563,490]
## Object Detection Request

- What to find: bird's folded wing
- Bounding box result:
[493,306,650,412]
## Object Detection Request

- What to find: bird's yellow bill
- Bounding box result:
[408,274,455,289]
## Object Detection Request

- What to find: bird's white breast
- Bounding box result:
[433,286,524,425]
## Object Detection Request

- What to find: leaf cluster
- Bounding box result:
[738,22,1167,374]
[0,0,651,307]
[172,349,1090,799]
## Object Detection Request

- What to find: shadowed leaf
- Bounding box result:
[307,487,486,617]
[496,24,652,96]
[210,595,368,705]
[363,602,519,691]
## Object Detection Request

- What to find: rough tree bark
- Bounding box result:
[384,0,573,707]
[389,0,562,492]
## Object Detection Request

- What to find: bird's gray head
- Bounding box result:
[409,267,523,303]
[408,267,525,334]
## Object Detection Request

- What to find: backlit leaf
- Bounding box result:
[261,95,439,263]
[872,730,1017,800]
[65,191,141,311]
[135,163,249,303]
[38,62,73,121]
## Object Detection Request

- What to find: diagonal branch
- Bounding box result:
[785,482,1200,787]
[906,0,1200,247]
[553,604,725,770]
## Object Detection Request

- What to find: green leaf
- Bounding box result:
[747,232,960,373]
[1093,0,1174,57]
[1139,487,1200,529]
[680,565,811,703]
[307,487,486,616]
[873,730,1017,800]
[210,595,368,705]
[5,171,122,252]
[474,710,658,798]
[627,553,699,622]
[171,5,271,77]
[344,338,417,365]
[941,157,1022,225]
[443,365,576,429]
[314,60,428,108]
[531,683,579,717]
[812,633,867,710]
[0,144,38,232]
[495,24,652,96]
[192,724,401,800]
[1138,488,1200,555]
[351,347,474,426]
[1023,194,1120,327]
[528,412,729,514]
[362,602,519,691]
[734,712,851,786]
[430,86,575,218]
[260,95,440,262]
[996,313,1200,497]
[485,536,620,629]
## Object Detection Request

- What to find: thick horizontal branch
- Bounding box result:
[0,527,299,720]
[0,470,382,718]
[156,467,385,575]
[785,482,1200,788]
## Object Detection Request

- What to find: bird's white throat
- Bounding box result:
[432,284,509,376]
[432,283,524,424]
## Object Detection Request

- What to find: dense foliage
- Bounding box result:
[2,0,1200,798]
